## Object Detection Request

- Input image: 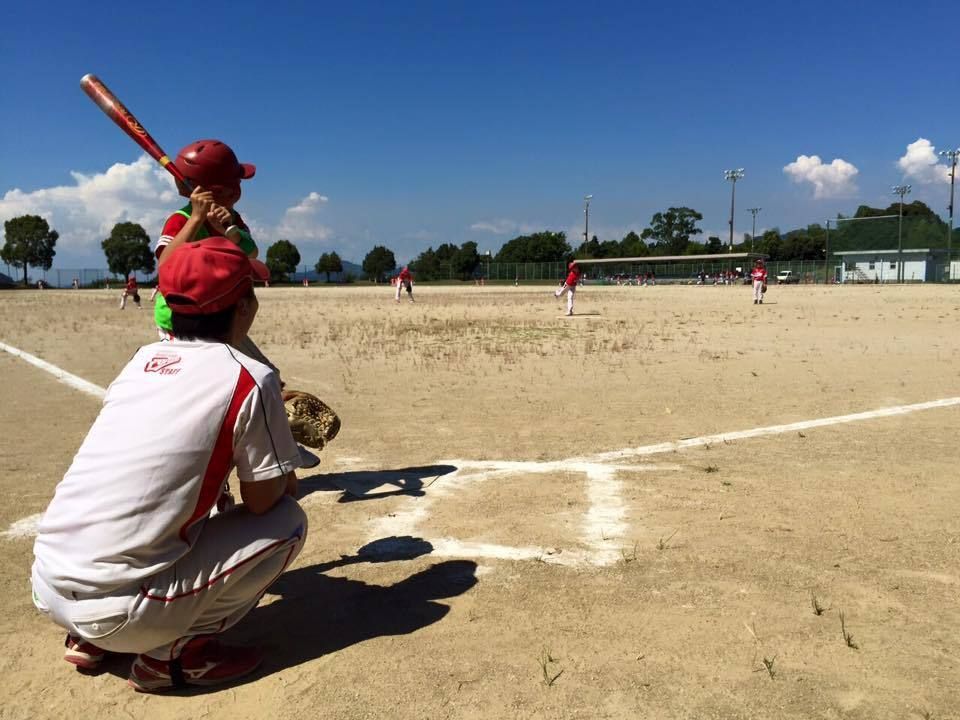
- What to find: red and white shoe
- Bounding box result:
[64,634,107,670]
[128,637,263,693]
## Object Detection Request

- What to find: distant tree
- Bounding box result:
[641,207,703,256]
[754,229,783,259]
[265,240,301,282]
[705,236,724,254]
[619,231,649,257]
[363,245,396,283]
[494,231,570,263]
[575,236,602,258]
[451,241,480,280]
[2,215,58,286]
[315,251,343,282]
[101,222,154,279]
[837,201,948,252]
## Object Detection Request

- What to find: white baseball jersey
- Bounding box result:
[33,340,301,596]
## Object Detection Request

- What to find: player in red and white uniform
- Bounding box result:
[395,265,414,303]
[120,275,141,309]
[554,261,581,316]
[751,258,767,304]
[32,238,307,693]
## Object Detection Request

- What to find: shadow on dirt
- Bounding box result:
[233,555,478,683]
[97,540,476,693]
[296,464,458,502]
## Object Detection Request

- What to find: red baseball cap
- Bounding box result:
[159,237,269,315]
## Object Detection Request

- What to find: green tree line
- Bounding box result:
[4,201,958,286]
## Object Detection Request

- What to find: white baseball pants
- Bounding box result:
[32,496,307,660]
[555,285,576,314]
[753,279,764,302]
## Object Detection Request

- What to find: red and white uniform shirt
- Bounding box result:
[33,340,301,596]
[565,267,580,287]
[125,277,138,293]
[751,267,767,283]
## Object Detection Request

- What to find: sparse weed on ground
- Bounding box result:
[840,610,859,649]
[537,648,564,687]
[657,529,679,550]
[811,593,827,616]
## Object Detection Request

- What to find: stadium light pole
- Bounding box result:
[583,194,593,247]
[724,169,745,252]
[746,207,761,253]
[892,184,912,283]
[940,149,959,276]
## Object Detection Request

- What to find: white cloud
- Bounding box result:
[469,218,540,235]
[0,155,177,260]
[0,161,343,266]
[897,138,950,184]
[274,191,333,242]
[783,154,859,198]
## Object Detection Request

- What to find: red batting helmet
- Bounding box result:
[172,140,255,196]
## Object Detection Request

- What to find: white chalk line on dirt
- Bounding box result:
[0,341,106,400]
[574,396,960,465]
[369,461,672,567]
[372,397,960,566]
[5,342,960,568]
[1,513,43,540]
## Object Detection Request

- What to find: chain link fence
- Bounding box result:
[4,254,958,289]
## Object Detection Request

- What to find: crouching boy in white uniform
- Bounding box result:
[32,237,307,693]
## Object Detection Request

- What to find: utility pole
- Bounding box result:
[940,148,959,279]
[583,194,593,248]
[824,220,831,284]
[724,169,745,252]
[892,184,912,283]
[746,207,761,253]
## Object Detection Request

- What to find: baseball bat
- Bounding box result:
[79,74,193,192]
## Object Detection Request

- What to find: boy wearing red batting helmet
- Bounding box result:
[33,238,307,692]
[554,261,581,316]
[152,139,321,470]
[153,140,257,338]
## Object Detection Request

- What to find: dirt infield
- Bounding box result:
[1,283,958,719]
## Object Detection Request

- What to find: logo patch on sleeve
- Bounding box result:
[144,352,182,375]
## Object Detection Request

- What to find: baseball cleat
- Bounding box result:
[128,637,262,692]
[64,634,107,670]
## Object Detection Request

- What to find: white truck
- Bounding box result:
[776,270,799,284]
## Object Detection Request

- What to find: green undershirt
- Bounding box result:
[154,205,257,331]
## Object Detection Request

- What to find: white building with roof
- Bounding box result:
[835,249,946,283]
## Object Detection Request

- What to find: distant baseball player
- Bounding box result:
[120,274,141,309]
[32,237,307,692]
[751,258,767,304]
[554,261,581,316]
[395,265,414,303]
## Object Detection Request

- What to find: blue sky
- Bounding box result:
[2,0,958,268]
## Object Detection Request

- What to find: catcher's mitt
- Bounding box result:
[284,390,341,450]
[761,283,768,293]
